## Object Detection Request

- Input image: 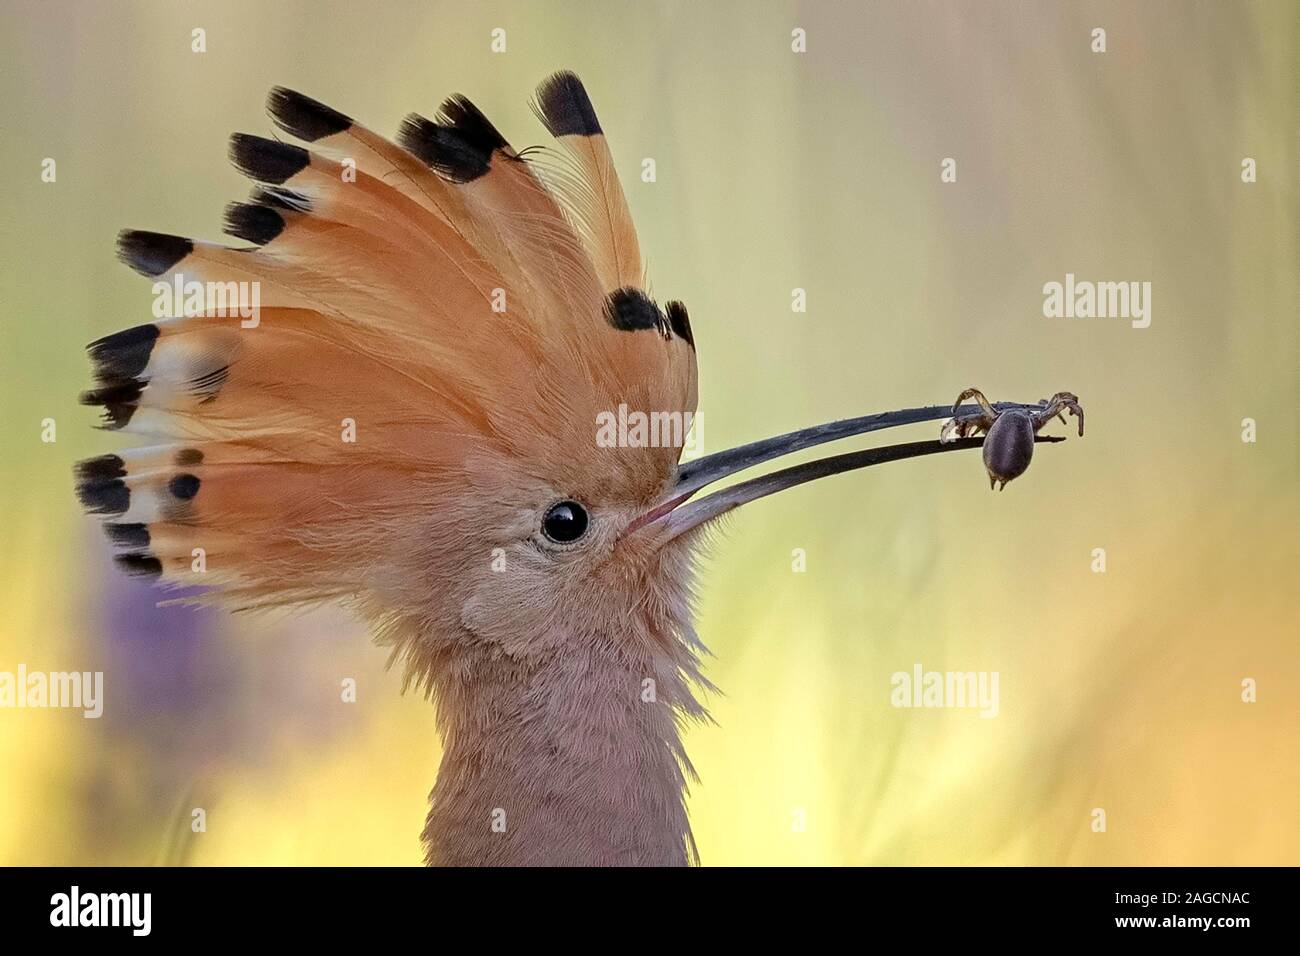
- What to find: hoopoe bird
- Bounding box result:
[75,71,1080,866]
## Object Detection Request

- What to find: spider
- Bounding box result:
[940,388,1084,490]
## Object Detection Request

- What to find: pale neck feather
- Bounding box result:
[422,641,702,866]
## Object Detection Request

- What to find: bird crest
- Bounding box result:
[77,71,698,614]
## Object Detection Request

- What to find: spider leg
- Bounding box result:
[952,387,997,418]
[940,417,985,443]
[1034,392,1085,437]
[941,387,998,443]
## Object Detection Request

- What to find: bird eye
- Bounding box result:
[542,500,589,544]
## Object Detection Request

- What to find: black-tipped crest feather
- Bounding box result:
[665,301,695,349]
[530,71,641,292]
[75,455,129,515]
[87,324,159,383]
[397,94,512,183]
[228,133,310,185]
[605,288,665,334]
[534,71,602,136]
[75,454,126,483]
[115,553,163,579]
[116,230,192,278]
[104,523,150,549]
[250,185,311,212]
[267,87,353,142]
[437,95,509,154]
[79,382,143,429]
[223,202,285,245]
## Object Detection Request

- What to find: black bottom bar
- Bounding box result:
[0,865,1283,941]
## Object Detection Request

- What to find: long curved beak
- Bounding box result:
[627,400,1066,542]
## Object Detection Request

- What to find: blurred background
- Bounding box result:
[0,0,1295,865]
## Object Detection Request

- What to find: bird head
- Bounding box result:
[75,71,1062,689]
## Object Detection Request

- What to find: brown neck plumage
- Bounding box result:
[421,638,701,866]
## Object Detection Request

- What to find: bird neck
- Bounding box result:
[422,643,702,866]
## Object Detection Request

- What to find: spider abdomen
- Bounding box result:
[982,410,1035,490]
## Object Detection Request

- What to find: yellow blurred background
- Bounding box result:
[0,0,1295,865]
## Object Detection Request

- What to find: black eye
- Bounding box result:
[542,500,589,543]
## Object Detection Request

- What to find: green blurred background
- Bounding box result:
[1,0,1295,865]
